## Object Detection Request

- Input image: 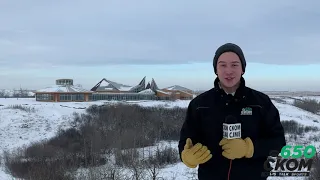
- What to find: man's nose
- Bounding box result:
[225,66,233,74]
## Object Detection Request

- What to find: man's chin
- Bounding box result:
[220,82,235,88]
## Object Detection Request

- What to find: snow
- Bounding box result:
[180,90,193,96]
[0,170,12,180]
[138,89,155,94]
[276,102,320,126]
[118,86,134,91]
[165,87,174,90]
[28,91,35,96]
[97,79,134,91]
[35,85,92,93]
[0,98,105,153]
[164,85,192,92]
[102,87,114,90]
[0,96,320,180]
[99,80,111,87]
[156,90,171,95]
[97,79,135,91]
[125,99,190,108]
[293,96,320,102]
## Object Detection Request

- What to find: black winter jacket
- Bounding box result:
[178,77,286,180]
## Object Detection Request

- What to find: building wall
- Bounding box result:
[35,93,55,102]
[85,94,89,101]
[174,92,181,99]
[156,91,170,98]
[161,89,171,93]
[159,90,193,100]
[54,93,58,102]
[57,93,90,102]
[35,90,192,102]
[36,92,91,102]
[177,91,193,99]
[90,93,157,101]
[162,89,193,94]
[95,90,120,93]
[95,90,140,93]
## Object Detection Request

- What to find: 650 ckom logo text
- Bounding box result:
[263,145,317,177]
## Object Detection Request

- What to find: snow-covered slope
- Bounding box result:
[0,99,107,152]
[0,96,319,180]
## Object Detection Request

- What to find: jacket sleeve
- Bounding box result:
[251,96,286,158]
[178,100,201,161]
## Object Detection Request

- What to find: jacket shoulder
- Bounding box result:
[246,87,273,105]
[189,88,215,107]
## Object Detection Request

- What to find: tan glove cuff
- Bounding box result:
[183,160,198,168]
[181,153,198,168]
[244,137,254,158]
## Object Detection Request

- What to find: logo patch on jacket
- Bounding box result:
[241,107,252,115]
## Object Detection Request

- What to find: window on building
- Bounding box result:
[36,93,54,101]
[59,93,85,101]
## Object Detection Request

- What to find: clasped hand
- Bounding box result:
[219,137,254,160]
[181,137,254,168]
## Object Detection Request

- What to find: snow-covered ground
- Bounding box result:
[0,96,319,180]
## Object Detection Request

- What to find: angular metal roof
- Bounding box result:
[163,85,192,92]
[35,85,93,93]
[138,89,155,94]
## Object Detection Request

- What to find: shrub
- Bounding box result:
[281,120,318,135]
[293,98,320,114]
[309,134,320,142]
[145,146,179,167]
[3,150,73,180]
[270,97,286,104]
[4,103,187,179]
[114,148,140,167]
[308,152,320,180]
[4,104,36,113]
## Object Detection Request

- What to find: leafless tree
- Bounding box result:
[0,89,5,97]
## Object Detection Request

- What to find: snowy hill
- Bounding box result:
[0,96,319,180]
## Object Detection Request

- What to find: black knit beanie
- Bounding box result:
[213,43,246,74]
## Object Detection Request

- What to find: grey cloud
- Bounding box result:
[0,0,320,68]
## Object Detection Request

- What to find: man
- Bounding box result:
[178,43,286,180]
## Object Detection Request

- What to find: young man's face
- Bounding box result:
[216,52,243,88]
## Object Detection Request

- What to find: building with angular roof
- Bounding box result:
[91,76,147,92]
[89,77,157,101]
[159,85,194,100]
[89,77,194,101]
[34,77,194,102]
[163,85,193,93]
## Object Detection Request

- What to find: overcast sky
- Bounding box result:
[0,0,320,91]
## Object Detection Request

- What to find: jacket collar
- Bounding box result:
[214,76,247,99]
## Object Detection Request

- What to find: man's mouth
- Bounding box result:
[225,77,234,80]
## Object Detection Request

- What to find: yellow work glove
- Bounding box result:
[219,137,254,160]
[181,138,212,168]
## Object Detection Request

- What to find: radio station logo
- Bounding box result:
[262,145,317,177]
